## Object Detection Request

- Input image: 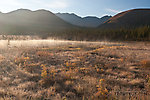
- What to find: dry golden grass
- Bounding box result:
[140,59,150,68]
[0,42,150,99]
[0,55,4,62]
[36,51,53,57]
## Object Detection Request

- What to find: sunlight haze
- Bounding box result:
[0,0,150,17]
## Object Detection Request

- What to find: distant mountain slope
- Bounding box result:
[99,9,150,29]
[0,9,75,35]
[56,13,111,27]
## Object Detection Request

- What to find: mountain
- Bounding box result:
[56,13,111,27]
[99,9,150,29]
[0,9,75,35]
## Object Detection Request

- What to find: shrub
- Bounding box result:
[141,60,150,68]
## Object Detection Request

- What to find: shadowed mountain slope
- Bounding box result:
[99,9,150,29]
[56,13,111,27]
[0,9,76,35]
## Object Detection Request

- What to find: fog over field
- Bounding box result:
[0,39,123,49]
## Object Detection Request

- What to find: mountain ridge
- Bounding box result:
[99,8,150,29]
[0,9,76,35]
[56,13,111,27]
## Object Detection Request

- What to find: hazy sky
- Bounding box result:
[0,0,150,17]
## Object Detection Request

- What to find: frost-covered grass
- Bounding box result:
[0,41,150,100]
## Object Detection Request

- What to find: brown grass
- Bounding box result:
[141,60,150,68]
[0,42,150,99]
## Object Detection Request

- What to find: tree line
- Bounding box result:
[45,25,150,41]
[3,25,150,41]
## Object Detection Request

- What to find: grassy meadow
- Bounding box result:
[0,40,149,99]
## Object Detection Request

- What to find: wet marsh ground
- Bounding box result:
[0,40,150,100]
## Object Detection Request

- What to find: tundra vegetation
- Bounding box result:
[0,41,149,99]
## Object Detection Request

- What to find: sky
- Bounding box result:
[0,0,150,18]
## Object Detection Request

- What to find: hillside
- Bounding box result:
[56,13,111,27]
[99,9,150,29]
[0,9,75,35]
